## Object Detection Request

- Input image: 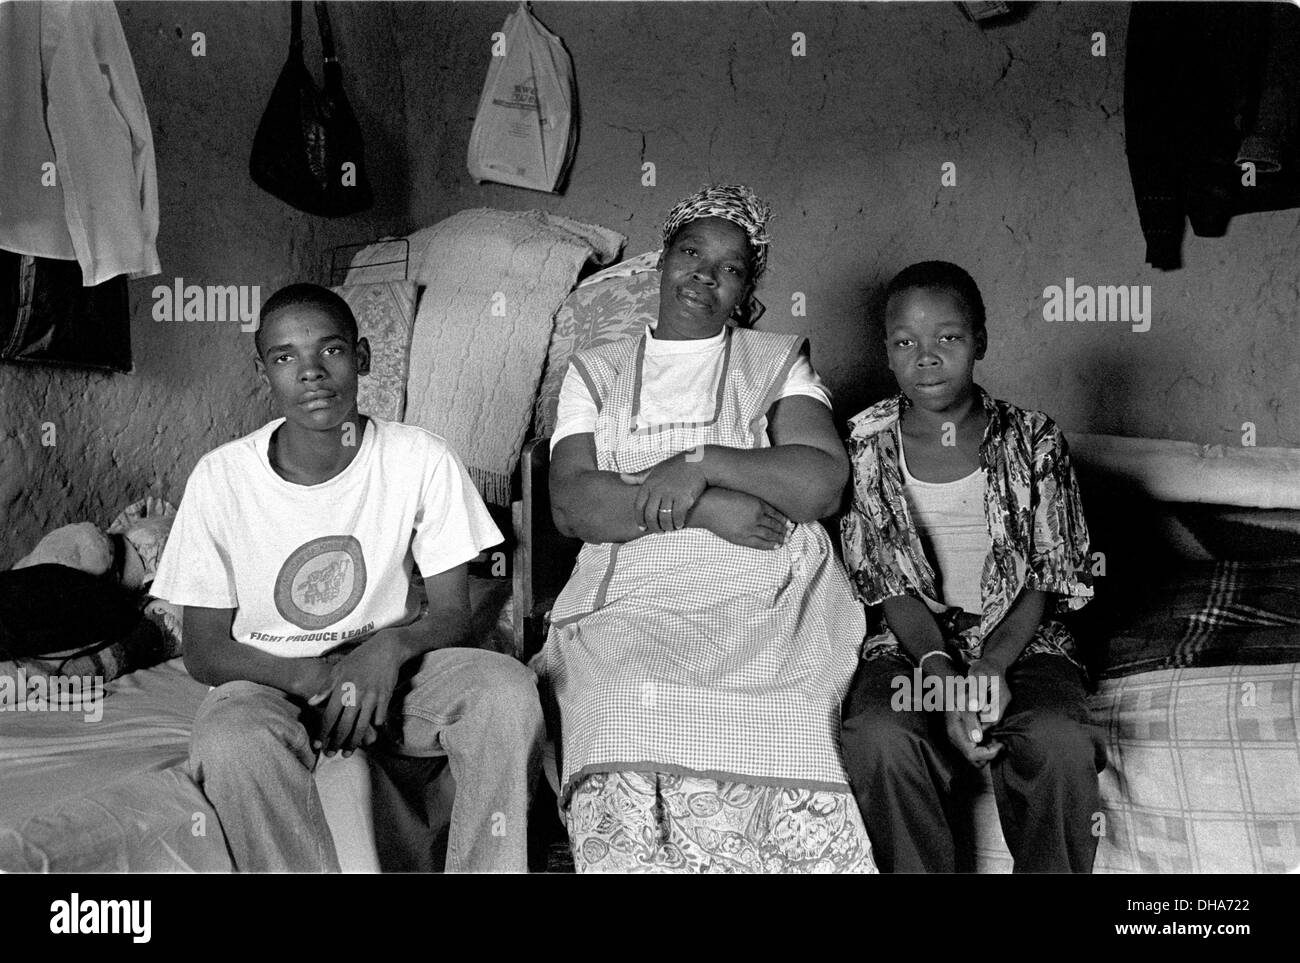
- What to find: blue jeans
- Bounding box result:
[189,648,544,873]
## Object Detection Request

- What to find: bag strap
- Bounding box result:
[287,2,341,84]
[315,1,337,62]
[314,1,343,90]
[289,0,303,56]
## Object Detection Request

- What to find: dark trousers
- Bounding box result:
[840,652,1107,873]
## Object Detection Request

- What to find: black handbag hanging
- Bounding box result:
[249,1,374,217]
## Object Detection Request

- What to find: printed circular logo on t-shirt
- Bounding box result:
[274,536,368,630]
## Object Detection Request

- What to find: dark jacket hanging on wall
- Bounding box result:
[1125,2,1300,270]
[0,251,131,372]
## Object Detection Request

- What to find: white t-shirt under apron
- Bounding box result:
[552,325,833,449]
[152,417,502,659]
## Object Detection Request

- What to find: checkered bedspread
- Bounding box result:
[970,662,1300,873]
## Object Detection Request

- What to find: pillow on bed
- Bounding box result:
[533,251,661,438]
[107,496,177,589]
[11,522,114,575]
[332,281,418,422]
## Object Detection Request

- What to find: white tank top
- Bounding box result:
[899,438,992,615]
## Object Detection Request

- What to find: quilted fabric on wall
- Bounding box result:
[533,250,661,438]
[332,280,418,423]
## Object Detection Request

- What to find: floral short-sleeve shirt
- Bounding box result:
[840,387,1093,667]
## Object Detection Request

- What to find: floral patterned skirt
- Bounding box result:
[565,770,877,874]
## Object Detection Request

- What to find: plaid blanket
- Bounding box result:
[1087,558,1300,679]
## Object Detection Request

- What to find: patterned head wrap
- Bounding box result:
[661,184,774,281]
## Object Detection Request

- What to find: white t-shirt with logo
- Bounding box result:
[152,417,503,658]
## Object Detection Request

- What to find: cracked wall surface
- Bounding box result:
[396,1,1298,444]
[3,1,1296,567]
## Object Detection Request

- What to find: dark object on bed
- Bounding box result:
[0,250,130,372]
[0,564,142,662]
[1071,464,1300,680]
[1083,556,1300,680]
[250,1,373,217]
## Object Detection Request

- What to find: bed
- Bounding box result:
[0,574,513,873]
[0,658,230,872]
[965,488,1300,873]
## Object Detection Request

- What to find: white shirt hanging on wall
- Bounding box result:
[0,0,160,286]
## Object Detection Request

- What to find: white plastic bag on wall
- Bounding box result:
[467,3,576,193]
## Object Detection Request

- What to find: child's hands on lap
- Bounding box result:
[968,657,1012,726]
[936,658,1005,768]
[944,705,1003,767]
[296,657,336,707]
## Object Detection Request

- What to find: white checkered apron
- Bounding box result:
[539,327,865,800]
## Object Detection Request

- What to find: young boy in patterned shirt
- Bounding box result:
[839,261,1107,873]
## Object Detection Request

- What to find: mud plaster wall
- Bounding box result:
[394,0,1299,439]
[1,1,412,567]
[3,1,1297,566]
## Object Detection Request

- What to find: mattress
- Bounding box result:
[970,662,1300,873]
[0,658,233,872]
[0,574,514,873]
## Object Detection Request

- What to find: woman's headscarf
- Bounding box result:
[660,184,774,282]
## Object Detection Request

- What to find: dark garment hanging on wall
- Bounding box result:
[1124,2,1300,270]
[249,1,374,217]
[0,250,131,372]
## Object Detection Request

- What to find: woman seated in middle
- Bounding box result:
[535,185,875,873]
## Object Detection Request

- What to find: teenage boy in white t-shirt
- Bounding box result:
[152,283,544,873]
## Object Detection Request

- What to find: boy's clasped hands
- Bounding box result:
[931,652,1014,768]
[302,631,410,758]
